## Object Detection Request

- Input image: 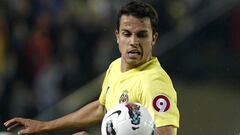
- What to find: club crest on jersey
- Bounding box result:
[119,90,129,103]
[152,95,170,112]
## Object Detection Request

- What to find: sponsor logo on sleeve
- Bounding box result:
[152,95,170,112]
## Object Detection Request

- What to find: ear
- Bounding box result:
[115,30,120,44]
[152,32,159,46]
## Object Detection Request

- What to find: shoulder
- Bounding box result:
[139,60,175,95]
[140,70,173,92]
[107,58,121,71]
[103,58,121,84]
[141,62,172,85]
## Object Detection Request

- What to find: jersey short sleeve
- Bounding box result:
[140,73,180,129]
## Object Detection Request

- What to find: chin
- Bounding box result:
[126,59,142,67]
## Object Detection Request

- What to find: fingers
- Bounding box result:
[4,118,30,135]
[18,128,29,135]
[4,117,24,131]
[6,123,20,131]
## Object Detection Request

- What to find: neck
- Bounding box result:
[120,62,134,72]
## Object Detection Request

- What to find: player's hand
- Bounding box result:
[4,117,46,135]
[72,131,90,135]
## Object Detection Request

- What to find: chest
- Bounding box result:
[105,76,142,109]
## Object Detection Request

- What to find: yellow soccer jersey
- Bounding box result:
[99,57,180,133]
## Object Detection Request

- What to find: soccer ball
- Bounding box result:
[101,103,156,135]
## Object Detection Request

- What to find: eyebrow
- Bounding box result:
[121,29,148,33]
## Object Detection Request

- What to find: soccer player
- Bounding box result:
[4,1,180,135]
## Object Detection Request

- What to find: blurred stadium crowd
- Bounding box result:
[0,0,239,132]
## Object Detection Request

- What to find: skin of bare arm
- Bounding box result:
[156,126,174,135]
[4,100,105,135]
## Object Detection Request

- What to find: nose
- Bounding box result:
[129,34,139,47]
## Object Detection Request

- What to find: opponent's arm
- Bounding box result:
[4,100,105,135]
[156,126,174,135]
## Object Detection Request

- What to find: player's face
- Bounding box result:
[115,15,158,72]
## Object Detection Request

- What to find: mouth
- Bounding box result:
[127,50,141,58]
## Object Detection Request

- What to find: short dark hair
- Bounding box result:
[117,0,159,34]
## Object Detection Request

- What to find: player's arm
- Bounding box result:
[4,100,105,135]
[156,126,174,135]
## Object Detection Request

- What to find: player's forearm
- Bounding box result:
[156,126,174,135]
[42,100,105,132]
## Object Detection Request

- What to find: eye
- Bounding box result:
[122,31,131,37]
[137,32,148,38]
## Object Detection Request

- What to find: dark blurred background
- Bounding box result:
[0,0,239,135]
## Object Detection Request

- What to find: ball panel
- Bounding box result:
[101,103,156,135]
